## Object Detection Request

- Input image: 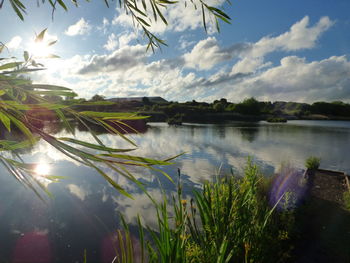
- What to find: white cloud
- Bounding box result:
[67,184,88,201]
[231,58,271,74]
[112,0,225,35]
[6,36,22,50]
[97,17,110,33]
[65,18,92,36]
[103,17,109,27]
[32,16,348,103]
[183,16,334,72]
[104,33,118,51]
[119,32,137,48]
[183,37,227,70]
[77,44,148,75]
[231,55,350,102]
[103,32,137,51]
[249,16,334,57]
[178,35,196,50]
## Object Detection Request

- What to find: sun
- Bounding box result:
[28,41,53,58]
[34,162,51,176]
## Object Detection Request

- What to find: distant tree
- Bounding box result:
[225,103,236,112]
[235,97,261,115]
[142,97,150,105]
[311,101,350,116]
[90,94,105,101]
[0,0,231,197]
[220,98,228,104]
[213,101,226,112]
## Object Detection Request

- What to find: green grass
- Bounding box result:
[305,156,321,170]
[113,161,295,263]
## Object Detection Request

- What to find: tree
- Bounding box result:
[90,94,106,101]
[142,96,150,105]
[0,0,231,197]
[2,0,231,51]
[0,31,176,199]
[235,97,261,115]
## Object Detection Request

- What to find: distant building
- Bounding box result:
[107,96,168,104]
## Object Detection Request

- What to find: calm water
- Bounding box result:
[1,120,349,262]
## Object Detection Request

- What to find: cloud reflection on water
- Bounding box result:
[1,120,349,262]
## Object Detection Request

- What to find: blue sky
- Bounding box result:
[1,0,350,102]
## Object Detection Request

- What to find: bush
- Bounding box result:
[305,157,321,170]
[344,191,350,211]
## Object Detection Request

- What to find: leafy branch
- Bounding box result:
[3,0,231,50]
[0,29,177,199]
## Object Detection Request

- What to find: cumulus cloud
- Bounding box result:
[112,0,225,35]
[249,16,334,57]
[6,36,22,50]
[67,184,88,201]
[183,16,333,72]
[178,35,196,50]
[104,33,118,51]
[230,55,350,102]
[33,15,349,103]
[183,37,250,70]
[77,44,148,75]
[103,32,137,51]
[65,18,92,36]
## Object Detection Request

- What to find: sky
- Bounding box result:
[1,0,350,103]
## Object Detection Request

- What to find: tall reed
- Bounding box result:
[113,160,294,263]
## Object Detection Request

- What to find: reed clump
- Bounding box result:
[115,161,295,263]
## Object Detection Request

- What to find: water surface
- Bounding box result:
[0,120,349,262]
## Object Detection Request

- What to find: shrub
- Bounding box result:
[344,191,350,211]
[305,157,321,170]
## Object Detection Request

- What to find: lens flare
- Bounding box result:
[35,162,51,176]
[269,166,307,211]
[28,41,53,58]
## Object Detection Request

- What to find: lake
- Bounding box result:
[0,120,349,262]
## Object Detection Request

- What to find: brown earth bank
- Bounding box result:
[291,170,350,263]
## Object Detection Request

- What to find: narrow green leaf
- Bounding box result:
[0,62,22,71]
[102,115,149,120]
[4,68,45,74]
[10,2,24,20]
[59,137,136,152]
[0,139,37,151]
[32,90,77,97]
[35,28,47,43]
[32,84,72,91]
[48,40,57,46]
[6,114,35,143]
[84,158,134,199]
[55,108,75,135]
[24,51,29,61]
[99,153,173,165]
[56,0,68,10]
[201,4,207,33]
[0,111,11,131]
[46,54,60,59]
[154,3,168,25]
[137,17,151,27]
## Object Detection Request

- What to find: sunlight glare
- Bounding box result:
[35,162,51,176]
[28,41,53,58]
